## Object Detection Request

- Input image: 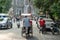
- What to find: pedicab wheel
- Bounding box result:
[21,27,24,37]
[31,33,33,37]
[25,33,29,38]
[29,30,33,36]
[31,28,33,37]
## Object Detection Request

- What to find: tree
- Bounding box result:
[33,0,55,15]
[33,0,60,19]
[0,0,12,13]
[50,1,60,20]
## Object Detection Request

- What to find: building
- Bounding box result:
[12,0,34,17]
[12,0,24,17]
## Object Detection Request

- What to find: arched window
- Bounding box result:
[28,5,31,13]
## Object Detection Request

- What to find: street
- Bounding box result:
[0,0,60,40]
[0,20,60,40]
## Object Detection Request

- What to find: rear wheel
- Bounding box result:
[21,27,25,37]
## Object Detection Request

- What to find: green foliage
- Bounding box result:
[33,0,60,19]
[0,0,12,13]
[33,0,55,9]
[50,1,60,19]
[33,0,44,9]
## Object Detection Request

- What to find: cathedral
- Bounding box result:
[12,0,33,16]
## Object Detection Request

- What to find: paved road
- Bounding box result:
[0,20,60,40]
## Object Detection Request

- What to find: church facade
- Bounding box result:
[12,0,33,16]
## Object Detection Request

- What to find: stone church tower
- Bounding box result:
[12,0,34,16]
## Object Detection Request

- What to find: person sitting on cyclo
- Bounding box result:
[39,18,46,33]
[23,16,31,35]
[30,19,32,27]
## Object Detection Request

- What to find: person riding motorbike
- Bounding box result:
[16,18,20,28]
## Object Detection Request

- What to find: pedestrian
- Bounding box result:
[23,16,31,36]
[12,17,16,23]
[39,18,46,33]
[36,17,39,28]
[16,18,20,28]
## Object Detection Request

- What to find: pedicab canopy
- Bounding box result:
[21,14,32,16]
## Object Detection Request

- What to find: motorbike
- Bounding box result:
[17,20,20,28]
[51,24,60,35]
[17,24,20,28]
[41,24,60,35]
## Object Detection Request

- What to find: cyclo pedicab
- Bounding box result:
[21,19,33,38]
